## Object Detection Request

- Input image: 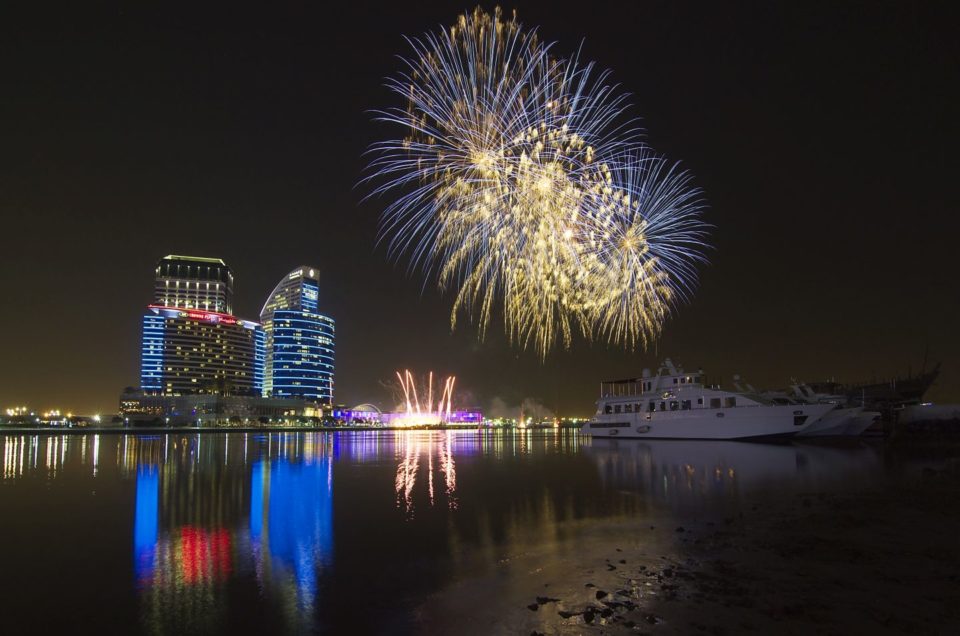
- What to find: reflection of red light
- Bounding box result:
[179,526,232,584]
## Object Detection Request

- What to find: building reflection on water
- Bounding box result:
[250,456,333,615]
[126,433,335,633]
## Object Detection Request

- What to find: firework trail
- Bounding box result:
[367,7,708,356]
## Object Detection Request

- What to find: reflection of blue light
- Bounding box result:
[250,461,264,541]
[250,459,333,603]
[134,465,159,580]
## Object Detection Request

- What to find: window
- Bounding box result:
[670,401,679,411]
[614,404,622,414]
[624,404,632,413]
[680,377,686,384]
[681,400,692,410]
[724,397,737,408]
[604,405,612,414]
[634,403,641,413]
[710,397,721,409]
[648,401,655,412]
[697,397,704,406]
[673,378,678,384]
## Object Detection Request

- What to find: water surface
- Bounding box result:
[0,430,892,634]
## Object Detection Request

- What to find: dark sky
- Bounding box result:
[1,1,958,415]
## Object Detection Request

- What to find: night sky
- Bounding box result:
[1,1,958,415]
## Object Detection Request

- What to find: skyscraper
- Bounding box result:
[154,255,234,314]
[141,256,261,396]
[260,267,335,403]
[140,306,263,396]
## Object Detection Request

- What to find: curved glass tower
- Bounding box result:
[259,267,335,403]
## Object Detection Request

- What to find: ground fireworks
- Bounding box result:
[392,370,456,427]
[368,7,709,356]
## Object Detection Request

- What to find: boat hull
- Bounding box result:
[796,407,878,437]
[580,404,833,440]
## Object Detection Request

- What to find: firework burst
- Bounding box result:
[366,7,708,357]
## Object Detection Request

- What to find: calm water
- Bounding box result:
[0,430,892,634]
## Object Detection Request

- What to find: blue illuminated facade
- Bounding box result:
[260,267,335,404]
[254,328,266,396]
[271,311,335,401]
[141,314,166,392]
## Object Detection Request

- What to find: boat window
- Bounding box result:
[604,404,612,414]
[680,377,686,384]
[659,401,666,411]
[669,400,679,411]
[710,397,721,409]
[724,397,737,408]
[648,401,655,412]
[681,400,692,410]
[634,403,641,412]
[614,404,622,414]
[697,397,704,406]
[673,378,678,384]
[624,404,632,413]
[693,376,700,384]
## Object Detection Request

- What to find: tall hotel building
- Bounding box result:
[260,267,335,404]
[141,255,263,396]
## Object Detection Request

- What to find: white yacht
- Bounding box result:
[788,383,880,437]
[581,360,834,440]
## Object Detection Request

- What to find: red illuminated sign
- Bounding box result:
[148,305,249,327]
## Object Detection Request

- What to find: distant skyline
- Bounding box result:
[1,2,958,414]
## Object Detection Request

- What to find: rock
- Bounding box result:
[585,582,596,588]
[527,603,539,611]
[619,559,627,564]
[536,596,560,605]
[607,564,617,571]
[583,609,596,624]
[663,568,674,577]
[558,610,580,619]
[676,526,686,533]
[595,590,608,600]
[600,607,614,618]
